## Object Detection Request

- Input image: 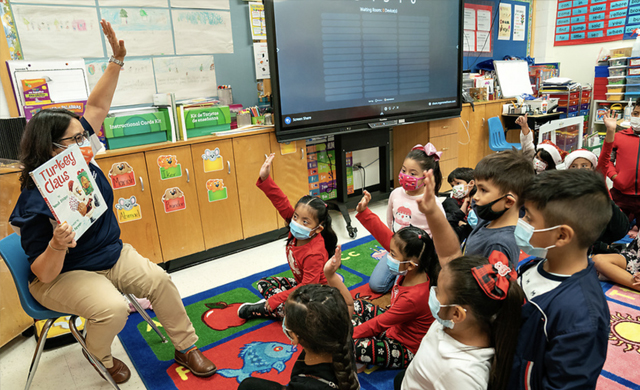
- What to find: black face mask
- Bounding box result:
[474,195,510,221]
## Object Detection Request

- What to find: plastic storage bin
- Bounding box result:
[582,89,592,98]
[629,67,640,76]
[607,85,626,93]
[550,92,580,100]
[609,66,628,77]
[608,76,626,85]
[630,58,640,67]
[625,92,640,100]
[610,58,628,66]
[581,103,590,110]
[557,105,579,113]
[595,66,609,77]
[627,84,640,93]
[606,93,625,101]
[580,110,589,117]
[558,98,580,107]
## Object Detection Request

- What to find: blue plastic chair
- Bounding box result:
[0,233,120,390]
[488,117,521,151]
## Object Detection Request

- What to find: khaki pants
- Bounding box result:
[29,243,198,368]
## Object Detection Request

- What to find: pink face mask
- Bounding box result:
[398,172,425,191]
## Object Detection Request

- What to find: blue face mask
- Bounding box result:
[289,220,318,240]
[386,253,412,276]
[467,208,478,228]
[514,219,560,259]
[428,286,459,329]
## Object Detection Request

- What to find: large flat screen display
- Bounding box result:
[265,0,463,141]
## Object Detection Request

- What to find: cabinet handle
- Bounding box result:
[140,177,144,192]
[227,160,231,175]
[442,126,449,129]
[300,148,304,160]
[186,168,190,183]
[466,120,469,128]
[265,154,268,159]
[441,147,449,151]
[482,118,485,125]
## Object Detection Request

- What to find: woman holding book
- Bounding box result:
[9,20,216,384]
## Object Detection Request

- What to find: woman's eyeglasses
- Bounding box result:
[53,131,90,149]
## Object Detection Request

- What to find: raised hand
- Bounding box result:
[100,19,126,60]
[355,190,371,213]
[51,222,76,250]
[416,170,438,216]
[259,153,275,181]
[324,245,342,277]
[516,113,530,135]
[603,110,618,133]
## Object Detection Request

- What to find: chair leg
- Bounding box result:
[24,318,54,390]
[125,294,167,343]
[68,315,120,390]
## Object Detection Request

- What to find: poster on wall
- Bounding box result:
[513,5,526,41]
[554,0,629,46]
[248,2,265,40]
[463,3,492,55]
[498,3,512,40]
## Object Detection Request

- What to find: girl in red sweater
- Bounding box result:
[347,190,439,369]
[237,154,338,320]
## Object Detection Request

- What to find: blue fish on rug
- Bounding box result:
[217,341,297,383]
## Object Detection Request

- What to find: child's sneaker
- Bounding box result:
[237,299,270,319]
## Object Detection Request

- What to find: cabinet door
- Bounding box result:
[190,140,244,249]
[98,154,164,264]
[458,106,473,168]
[269,134,309,229]
[233,134,278,238]
[145,146,205,261]
[467,105,487,169]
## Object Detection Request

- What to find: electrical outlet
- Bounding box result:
[353,163,363,170]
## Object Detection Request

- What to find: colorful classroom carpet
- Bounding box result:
[118,235,640,390]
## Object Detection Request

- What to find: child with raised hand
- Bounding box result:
[417,150,533,268]
[442,167,475,241]
[396,251,524,390]
[510,169,611,389]
[516,114,565,173]
[370,143,445,294]
[338,190,437,370]
[237,153,338,320]
[238,283,360,390]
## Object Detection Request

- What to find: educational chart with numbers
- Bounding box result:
[554,0,633,46]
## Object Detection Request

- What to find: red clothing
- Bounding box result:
[598,129,640,195]
[354,208,434,353]
[256,177,328,308]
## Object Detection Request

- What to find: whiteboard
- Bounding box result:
[493,60,533,98]
[7,59,91,116]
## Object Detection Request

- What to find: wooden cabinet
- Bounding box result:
[269,135,309,229]
[0,170,33,348]
[428,118,460,192]
[463,104,487,170]
[233,134,278,238]
[190,140,244,249]
[145,146,205,261]
[98,153,163,264]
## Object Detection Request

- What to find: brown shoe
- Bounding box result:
[174,348,217,377]
[82,350,131,384]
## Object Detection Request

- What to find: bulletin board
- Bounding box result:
[553,0,631,46]
[1,0,260,111]
[463,0,532,71]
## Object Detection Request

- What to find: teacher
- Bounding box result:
[9,20,216,384]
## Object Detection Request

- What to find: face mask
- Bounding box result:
[79,138,94,164]
[467,209,478,228]
[398,172,425,192]
[631,117,640,133]
[514,219,561,258]
[428,286,457,329]
[533,157,547,173]
[289,220,318,240]
[451,184,470,199]
[386,253,412,276]
[282,317,294,342]
[474,195,509,221]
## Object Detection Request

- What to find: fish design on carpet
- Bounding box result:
[217,341,297,383]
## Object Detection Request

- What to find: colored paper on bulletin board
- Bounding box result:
[554,0,629,46]
[463,3,492,55]
[623,0,640,40]
[248,2,265,40]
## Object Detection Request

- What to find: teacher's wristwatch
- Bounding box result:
[109,56,124,67]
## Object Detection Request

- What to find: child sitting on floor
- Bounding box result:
[516,114,566,173]
[442,167,475,242]
[396,252,524,390]
[237,153,337,320]
[594,237,640,292]
[338,190,439,370]
[369,143,446,294]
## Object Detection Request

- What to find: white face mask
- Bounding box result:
[451,184,470,199]
[631,116,640,133]
[533,157,548,173]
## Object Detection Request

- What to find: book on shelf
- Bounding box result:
[30,145,107,240]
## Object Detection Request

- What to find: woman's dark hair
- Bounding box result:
[19,109,80,190]
[445,256,524,390]
[285,284,359,390]
[395,226,439,284]
[535,149,556,170]
[405,149,442,194]
[289,196,338,257]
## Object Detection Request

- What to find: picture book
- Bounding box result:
[30,145,107,240]
[22,78,52,106]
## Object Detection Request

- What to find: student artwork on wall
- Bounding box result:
[153,55,217,101]
[172,9,233,54]
[463,2,492,55]
[99,7,174,56]
[554,0,630,46]
[498,3,512,40]
[86,57,156,106]
[1,0,23,60]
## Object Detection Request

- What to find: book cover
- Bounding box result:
[29,145,107,240]
[22,78,52,106]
